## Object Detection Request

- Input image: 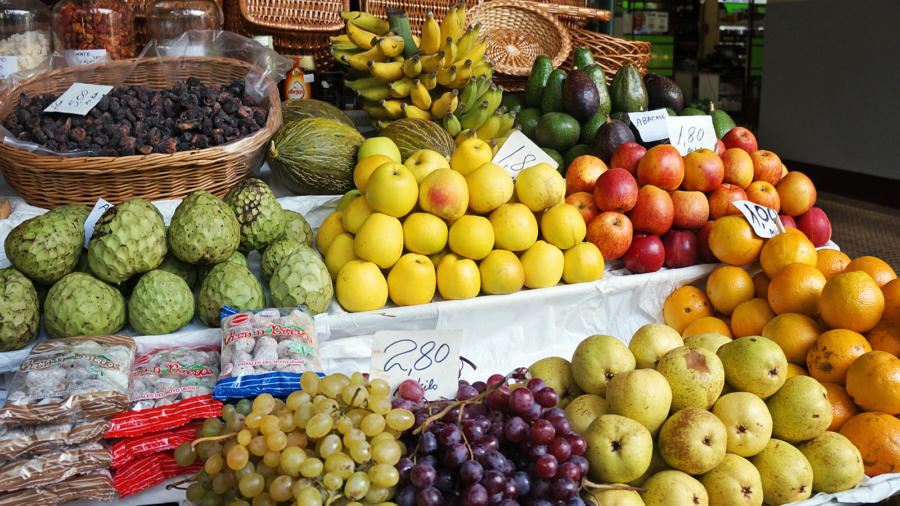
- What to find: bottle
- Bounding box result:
[52,0,135,61]
[282,55,316,101]
[0,0,52,81]
[147,0,222,44]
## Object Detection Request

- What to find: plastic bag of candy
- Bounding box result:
[109,422,200,468]
[0,469,115,505]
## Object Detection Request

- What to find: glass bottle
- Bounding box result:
[52,0,136,60]
[147,0,222,44]
[0,0,52,81]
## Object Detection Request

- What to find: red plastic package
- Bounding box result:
[114,450,202,498]
[109,422,201,468]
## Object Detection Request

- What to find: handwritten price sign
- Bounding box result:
[369,330,462,401]
[491,130,559,179]
[733,200,786,239]
[83,198,113,247]
[75,49,106,66]
[0,56,18,80]
[664,115,718,156]
[44,83,114,116]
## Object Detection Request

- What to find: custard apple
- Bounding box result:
[197,262,265,327]
[50,204,90,223]
[129,270,195,335]
[198,251,248,287]
[269,246,332,314]
[224,179,285,253]
[154,251,198,289]
[88,198,167,283]
[275,210,314,248]
[260,239,304,283]
[44,273,127,338]
[168,191,240,265]
[5,206,87,285]
[0,268,40,351]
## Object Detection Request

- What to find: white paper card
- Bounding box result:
[491,130,559,179]
[44,83,114,116]
[0,56,18,80]
[83,198,113,247]
[664,115,717,155]
[75,50,106,65]
[628,109,670,142]
[369,330,462,401]
[733,200,785,239]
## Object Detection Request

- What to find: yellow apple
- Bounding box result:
[516,163,566,212]
[316,211,344,254]
[489,203,538,252]
[365,163,418,218]
[520,240,564,289]
[387,253,436,306]
[354,213,403,269]
[450,138,494,176]
[466,162,515,214]
[479,250,525,295]
[419,169,469,221]
[403,213,448,255]
[341,196,373,235]
[437,254,481,300]
[354,155,394,193]
[541,203,587,250]
[358,137,401,163]
[405,149,451,184]
[448,215,495,260]
[429,246,452,268]
[336,260,388,312]
[336,190,363,212]
[563,242,605,284]
[325,232,359,279]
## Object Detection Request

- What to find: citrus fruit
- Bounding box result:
[816,314,832,333]
[806,329,873,385]
[767,263,826,317]
[816,249,851,281]
[731,298,776,338]
[353,155,394,193]
[844,256,897,288]
[819,271,885,333]
[881,278,900,323]
[866,320,900,357]
[752,271,770,300]
[682,316,733,339]
[839,412,900,476]
[821,382,860,432]
[708,215,765,266]
[761,313,821,366]
[845,351,900,415]
[663,286,714,334]
[706,266,755,316]
[786,363,809,379]
[759,232,817,279]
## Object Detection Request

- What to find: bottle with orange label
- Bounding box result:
[282,55,316,101]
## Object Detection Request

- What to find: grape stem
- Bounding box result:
[165,470,202,490]
[324,492,344,506]
[190,431,236,449]
[582,480,647,493]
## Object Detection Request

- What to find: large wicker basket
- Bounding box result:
[561,28,652,84]
[0,57,282,209]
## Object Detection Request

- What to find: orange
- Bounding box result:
[664,286,714,334]
[715,312,732,331]
[846,351,900,415]
[881,278,900,322]
[806,329,873,385]
[816,314,832,333]
[839,412,900,476]
[867,320,900,357]
[759,232,818,279]
[819,271,885,333]
[706,266,755,316]
[682,316,734,339]
[353,155,395,193]
[786,363,809,379]
[845,256,897,288]
[761,313,821,365]
[731,298,776,338]
[708,215,764,266]
[816,249,851,281]
[822,382,861,432]
[766,263,826,317]
[752,271,770,300]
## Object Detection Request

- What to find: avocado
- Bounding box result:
[541,69,567,114]
[500,93,527,115]
[562,69,600,122]
[579,113,606,144]
[590,116,635,165]
[709,106,736,139]
[564,144,592,171]
[609,111,632,128]
[609,64,648,114]
[536,112,580,153]
[525,56,553,108]
[542,148,565,172]
[643,72,684,113]
[666,108,677,117]
[679,108,706,116]
[571,47,595,70]
[583,65,611,118]
[516,108,542,141]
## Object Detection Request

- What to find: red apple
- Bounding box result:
[708,183,748,220]
[697,220,716,263]
[716,138,726,156]
[750,150,784,186]
[624,233,665,273]
[746,180,781,212]
[722,127,758,154]
[662,229,699,269]
[671,190,709,230]
[565,192,601,225]
[636,145,685,191]
[721,148,754,189]
[796,207,832,247]
[779,215,797,229]
[628,185,674,236]
[682,148,725,192]
[566,155,608,196]
[610,142,647,176]
[586,211,633,260]
[593,168,639,213]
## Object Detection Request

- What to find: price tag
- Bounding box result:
[491,130,559,180]
[44,83,114,116]
[0,56,18,80]
[83,198,113,247]
[369,330,462,401]
[628,109,670,142]
[733,200,785,239]
[75,50,107,66]
[664,115,718,156]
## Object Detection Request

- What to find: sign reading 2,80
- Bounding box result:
[369,330,462,401]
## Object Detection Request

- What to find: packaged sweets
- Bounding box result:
[0,440,111,493]
[0,469,115,505]
[114,450,202,498]
[214,306,323,400]
[109,422,200,468]
[0,417,109,461]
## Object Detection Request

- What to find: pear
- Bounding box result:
[565,394,609,435]
[640,470,709,506]
[529,356,584,407]
[584,414,653,483]
[717,336,788,398]
[698,453,764,506]
[627,444,672,487]
[796,432,865,493]
[684,333,733,353]
[711,393,773,457]
[607,369,672,437]
[572,335,636,397]
[659,408,728,475]
[582,484,645,506]
[657,346,725,411]
[765,376,832,443]
[629,323,685,369]
[749,439,813,505]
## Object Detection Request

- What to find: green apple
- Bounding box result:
[404,149,451,184]
[359,137,402,163]
[336,190,362,212]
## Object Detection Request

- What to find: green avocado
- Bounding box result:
[710,106,737,139]
[516,108,543,141]
[564,144,592,171]
[583,65,611,118]
[500,93,527,115]
[580,113,606,145]
[571,47,596,70]
[541,69,567,114]
[525,56,553,109]
[535,112,581,153]
[679,108,706,116]
[609,64,649,114]
[542,148,565,173]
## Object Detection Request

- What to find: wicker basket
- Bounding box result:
[0,57,282,209]
[561,28,652,84]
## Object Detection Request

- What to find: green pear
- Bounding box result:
[565,394,609,435]
[582,485,644,506]
[750,439,813,505]
[639,470,709,506]
[629,323,684,369]
[607,369,672,437]
[765,376,832,443]
[336,189,363,211]
[698,453,763,506]
[711,392,773,457]
[683,332,733,353]
[584,414,653,484]
[572,335,636,397]
[529,356,584,407]
[627,444,671,487]
[657,346,725,411]
[717,336,788,398]
[796,432,864,493]
[659,408,728,475]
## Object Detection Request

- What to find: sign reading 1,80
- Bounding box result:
[664,115,718,156]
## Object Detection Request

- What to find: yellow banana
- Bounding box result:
[368,60,406,82]
[496,110,517,138]
[362,102,400,121]
[475,76,492,101]
[436,65,457,87]
[441,37,458,68]
[388,76,415,98]
[330,34,352,44]
[341,12,390,35]
[420,70,437,90]
[455,26,476,58]
[460,36,489,65]
[409,79,433,111]
[485,84,503,115]
[347,21,378,50]
[475,109,502,140]
[331,49,363,65]
[420,51,446,73]
[345,75,384,91]
[341,46,389,71]
[457,1,467,32]
[454,128,477,147]
[448,60,473,89]
[365,115,382,132]
[376,36,405,58]
[379,99,409,119]
[331,43,361,52]
[443,112,462,137]
[472,60,494,80]
[413,35,420,49]
[440,4,462,43]
[357,85,394,102]
[401,103,433,120]
[430,89,459,118]
[420,11,442,55]
[403,54,422,78]
[459,99,490,130]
